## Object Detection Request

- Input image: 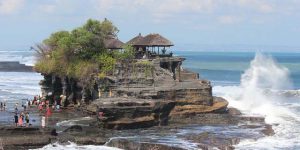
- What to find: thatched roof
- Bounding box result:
[126,33,144,45]
[104,38,124,49]
[134,33,173,47]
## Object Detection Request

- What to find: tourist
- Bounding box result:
[56,104,60,111]
[14,104,18,114]
[25,112,30,127]
[14,113,18,127]
[46,105,52,117]
[18,113,23,127]
[36,98,40,105]
[28,100,31,107]
[60,95,66,107]
[21,101,25,109]
[23,101,27,111]
[41,116,46,128]
[41,100,45,107]
[3,102,6,111]
[0,102,3,111]
[38,103,43,112]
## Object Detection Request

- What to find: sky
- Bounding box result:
[1,0,300,51]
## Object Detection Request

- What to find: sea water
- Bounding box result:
[178,51,300,149]
[1,49,300,149]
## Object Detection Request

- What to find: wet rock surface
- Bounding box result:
[87,98,176,130]
[106,138,186,150]
[0,113,275,150]
[0,127,53,150]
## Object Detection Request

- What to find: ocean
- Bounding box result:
[177,51,300,149]
[0,49,300,149]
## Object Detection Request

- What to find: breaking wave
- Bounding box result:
[213,52,300,149]
[32,142,122,150]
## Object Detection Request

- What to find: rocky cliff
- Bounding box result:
[40,57,229,129]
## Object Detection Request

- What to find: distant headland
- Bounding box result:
[0,61,33,72]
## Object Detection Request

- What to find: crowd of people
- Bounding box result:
[13,99,33,127]
[0,101,6,111]
[10,94,64,128]
[14,112,30,127]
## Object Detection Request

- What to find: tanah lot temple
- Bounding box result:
[41,33,229,129]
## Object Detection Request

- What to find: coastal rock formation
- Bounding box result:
[0,61,33,72]
[40,57,230,129]
[86,98,176,129]
[0,127,53,150]
[36,32,233,130]
[106,138,186,150]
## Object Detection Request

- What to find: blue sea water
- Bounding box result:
[176,51,300,149]
[176,51,300,89]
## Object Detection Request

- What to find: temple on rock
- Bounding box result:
[40,33,229,129]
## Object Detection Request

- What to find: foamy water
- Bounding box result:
[0,50,36,66]
[33,142,122,150]
[214,53,300,149]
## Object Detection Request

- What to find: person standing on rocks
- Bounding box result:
[18,113,23,127]
[0,102,3,111]
[46,105,52,117]
[14,103,18,114]
[38,102,43,112]
[14,113,18,127]
[41,116,46,128]
[25,112,30,127]
[3,102,6,111]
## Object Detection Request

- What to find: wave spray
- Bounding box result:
[214,52,300,149]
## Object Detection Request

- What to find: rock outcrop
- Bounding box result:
[0,127,53,150]
[87,98,175,129]
[40,57,231,129]
[0,61,33,72]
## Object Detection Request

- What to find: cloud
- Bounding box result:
[38,4,56,13]
[218,15,242,24]
[91,0,148,16]
[159,0,215,13]
[236,0,274,13]
[0,0,24,15]
[152,0,215,22]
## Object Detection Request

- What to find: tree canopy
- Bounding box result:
[34,18,134,88]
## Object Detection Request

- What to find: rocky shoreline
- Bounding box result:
[0,107,274,150]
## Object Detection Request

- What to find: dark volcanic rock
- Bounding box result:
[170,113,239,125]
[261,124,275,136]
[182,132,238,150]
[227,107,242,115]
[87,98,176,129]
[0,61,33,72]
[0,127,53,150]
[63,125,83,133]
[106,138,186,150]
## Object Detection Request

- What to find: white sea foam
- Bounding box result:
[213,52,300,149]
[56,117,93,127]
[0,50,36,66]
[0,72,42,96]
[32,142,122,150]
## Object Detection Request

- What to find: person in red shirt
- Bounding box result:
[46,105,52,117]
